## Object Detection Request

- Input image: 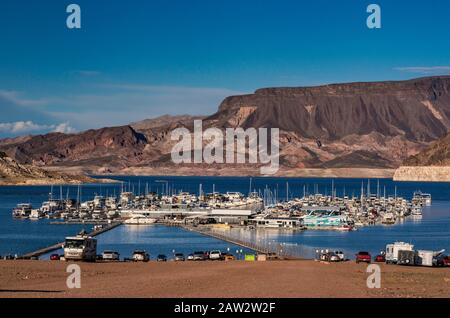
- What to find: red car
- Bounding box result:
[438,255,450,267]
[50,254,60,261]
[355,251,371,263]
[445,256,450,266]
[374,254,386,263]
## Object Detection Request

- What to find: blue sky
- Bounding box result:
[0,0,449,136]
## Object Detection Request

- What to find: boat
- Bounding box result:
[12,203,32,218]
[29,209,44,219]
[413,191,432,206]
[249,216,304,229]
[381,212,396,225]
[124,215,157,225]
[412,207,422,216]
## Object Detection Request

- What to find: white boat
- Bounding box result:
[12,203,32,218]
[29,209,44,219]
[124,215,157,225]
[412,207,422,216]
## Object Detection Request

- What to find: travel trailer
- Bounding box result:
[385,242,414,264]
[63,233,97,261]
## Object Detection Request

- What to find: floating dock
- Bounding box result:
[178,224,300,260]
[21,222,122,259]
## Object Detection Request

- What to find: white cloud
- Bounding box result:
[53,122,76,134]
[394,66,450,74]
[0,121,49,134]
[0,121,76,135]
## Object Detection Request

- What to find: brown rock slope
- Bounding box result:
[394,132,450,182]
[403,132,450,166]
[0,152,109,185]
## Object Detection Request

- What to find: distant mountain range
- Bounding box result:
[1,76,450,177]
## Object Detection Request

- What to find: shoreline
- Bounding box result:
[43,166,397,179]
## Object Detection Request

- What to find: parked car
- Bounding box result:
[434,254,450,267]
[328,252,341,262]
[444,255,450,267]
[334,251,345,261]
[132,250,150,262]
[223,253,235,261]
[102,250,120,261]
[355,251,371,263]
[50,254,60,261]
[193,251,206,261]
[374,254,386,263]
[320,252,341,262]
[157,254,167,262]
[174,253,185,261]
[209,250,222,260]
[187,254,194,261]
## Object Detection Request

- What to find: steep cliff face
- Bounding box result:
[209,76,450,142]
[1,76,450,174]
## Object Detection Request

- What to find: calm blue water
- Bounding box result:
[1,176,449,258]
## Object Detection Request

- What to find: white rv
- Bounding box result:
[63,234,97,261]
[385,242,414,264]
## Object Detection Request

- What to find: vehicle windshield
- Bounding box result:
[194,251,204,255]
[359,252,369,255]
[175,253,184,257]
[65,239,85,249]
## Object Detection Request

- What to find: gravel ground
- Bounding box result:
[0,260,449,298]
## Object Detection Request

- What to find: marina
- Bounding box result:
[1,176,449,263]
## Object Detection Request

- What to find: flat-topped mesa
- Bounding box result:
[211,76,450,142]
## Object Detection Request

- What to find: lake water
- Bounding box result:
[0,176,449,259]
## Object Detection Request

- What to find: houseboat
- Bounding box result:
[12,203,32,218]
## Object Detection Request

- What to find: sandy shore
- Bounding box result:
[1,260,449,298]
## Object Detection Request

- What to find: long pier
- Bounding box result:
[21,222,122,259]
[177,224,300,259]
